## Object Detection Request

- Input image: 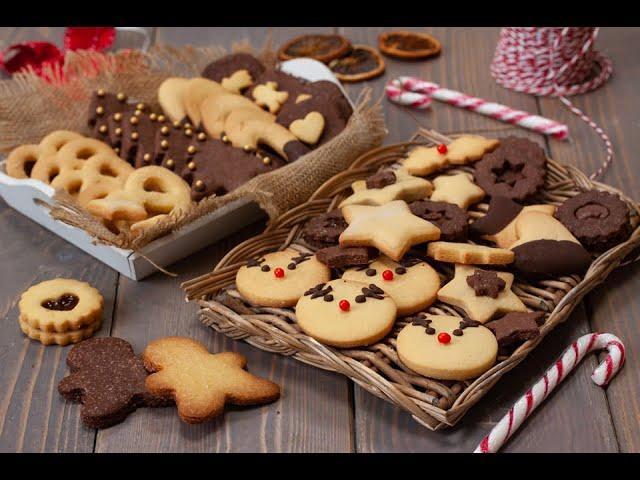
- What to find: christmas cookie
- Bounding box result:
[18,316,102,346]
[252,81,289,114]
[143,337,280,424]
[182,77,227,127]
[397,314,498,380]
[474,136,546,201]
[401,135,499,176]
[201,53,265,90]
[340,200,441,261]
[315,245,378,269]
[409,200,469,242]
[301,210,348,249]
[151,120,198,172]
[430,173,485,210]
[554,190,631,251]
[426,241,514,265]
[289,111,325,145]
[437,264,527,323]
[158,77,190,123]
[236,249,331,307]
[342,255,440,316]
[19,278,104,333]
[339,169,432,208]
[58,337,166,429]
[295,279,397,348]
[485,312,544,349]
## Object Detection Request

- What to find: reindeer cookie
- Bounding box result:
[236,249,331,307]
[397,314,498,380]
[295,279,397,348]
[143,337,280,424]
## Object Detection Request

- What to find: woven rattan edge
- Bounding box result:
[183,129,640,430]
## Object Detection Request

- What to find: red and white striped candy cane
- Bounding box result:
[474,332,625,453]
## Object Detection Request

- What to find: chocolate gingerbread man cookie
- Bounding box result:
[58,337,167,429]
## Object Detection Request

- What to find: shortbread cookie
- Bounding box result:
[289,111,325,145]
[58,337,167,429]
[19,316,101,346]
[158,77,190,123]
[19,278,104,332]
[436,264,527,323]
[342,256,440,316]
[236,249,331,307]
[143,337,280,424]
[397,314,498,380]
[340,200,441,261]
[430,173,485,210]
[426,241,514,265]
[409,200,469,242]
[182,78,227,127]
[401,135,499,176]
[295,279,397,348]
[252,81,289,114]
[339,169,432,208]
[470,195,556,248]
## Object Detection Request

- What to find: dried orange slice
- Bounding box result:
[378,31,442,60]
[328,45,385,83]
[278,34,352,64]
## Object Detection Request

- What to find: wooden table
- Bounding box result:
[1,27,638,453]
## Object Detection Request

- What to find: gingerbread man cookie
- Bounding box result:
[295,279,397,348]
[342,256,440,316]
[143,337,280,424]
[252,81,289,114]
[235,249,331,307]
[58,337,167,429]
[430,173,485,210]
[397,314,498,380]
[339,169,432,208]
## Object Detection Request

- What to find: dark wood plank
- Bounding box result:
[96,26,354,453]
[538,27,640,453]
[351,128,618,452]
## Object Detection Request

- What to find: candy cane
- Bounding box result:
[474,332,625,453]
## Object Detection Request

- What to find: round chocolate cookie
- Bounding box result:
[554,190,631,250]
[409,200,469,241]
[301,210,348,249]
[474,136,546,201]
[201,53,266,85]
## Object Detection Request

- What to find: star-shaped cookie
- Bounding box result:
[339,200,441,261]
[339,169,432,208]
[143,337,280,424]
[436,264,527,323]
[401,135,499,176]
[430,173,485,209]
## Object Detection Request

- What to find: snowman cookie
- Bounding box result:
[341,256,440,316]
[397,314,498,381]
[236,248,330,308]
[295,279,397,348]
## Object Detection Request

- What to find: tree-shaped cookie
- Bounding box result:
[143,337,281,424]
[58,337,166,429]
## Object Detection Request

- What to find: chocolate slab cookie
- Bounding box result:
[87,90,128,128]
[315,245,378,268]
[554,191,631,250]
[201,52,265,87]
[181,139,285,201]
[301,210,348,249]
[474,136,546,201]
[58,337,167,429]
[152,120,199,173]
[409,200,469,241]
[119,110,159,166]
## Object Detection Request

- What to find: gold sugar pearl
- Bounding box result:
[143,153,152,163]
[116,92,126,102]
[98,125,108,134]
[157,115,166,122]
[195,180,205,191]
[96,106,104,116]
[131,132,139,141]
[173,120,181,128]
[97,89,106,97]
[160,140,169,149]
[114,147,120,154]
[221,135,230,143]
[243,145,254,152]
[161,126,170,135]
[262,157,271,165]
[187,146,197,155]
[115,127,123,136]
[149,113,157,121]
[197,132,207,141]
[184,123,192,130]
[113,112,122,121]
[136,103,145,111]
[129,116,139,125]
[184,128,193,137]
[187,161,196,171]
[165,159,175,168]
[134,109,143,116]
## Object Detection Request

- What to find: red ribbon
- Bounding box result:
[0,27,116,78]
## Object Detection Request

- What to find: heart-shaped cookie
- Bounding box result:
[289,111,325,145]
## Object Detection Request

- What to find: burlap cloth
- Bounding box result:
[0,40,386,250]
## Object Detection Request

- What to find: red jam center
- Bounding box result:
[339,299,351,312]
[274,267,285,278]
[41,294,79,311]
[382,269,394,281]
[437,144,448,154]
[437,332,452,344]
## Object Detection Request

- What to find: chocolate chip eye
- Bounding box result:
[261,265,270,272]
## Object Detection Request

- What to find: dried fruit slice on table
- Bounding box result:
[278,34,352,63]
[378,30,441,60]
[328,45,385,83]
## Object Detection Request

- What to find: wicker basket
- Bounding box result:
[182,129,640,430]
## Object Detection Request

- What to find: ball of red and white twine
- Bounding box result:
[474,332,625,453]
[386,27,614,179]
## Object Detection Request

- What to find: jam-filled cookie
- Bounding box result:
[235,249,331,308]
[397,314,498,380]
[295,279,397,348]
[18,279,104,333]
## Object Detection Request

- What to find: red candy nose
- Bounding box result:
[274,267,285,278]
[438,332,451,344]
[437,143,448,154]
[382,269,394,281]
[339,300,351,312]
